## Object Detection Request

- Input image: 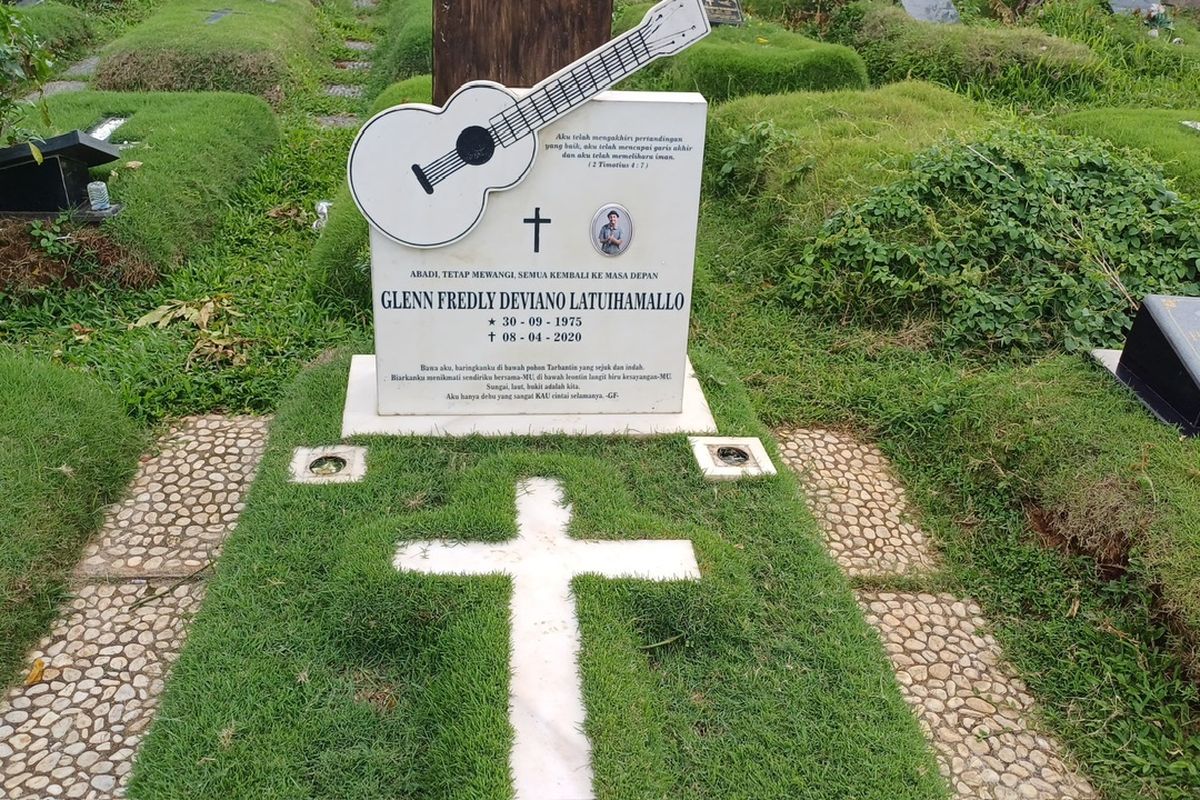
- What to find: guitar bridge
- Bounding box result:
[411,164,434,195]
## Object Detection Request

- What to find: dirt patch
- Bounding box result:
[1025,475,1151,580]
[0,219,157,294]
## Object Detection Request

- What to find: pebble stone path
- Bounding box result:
[0,416,269,799]
[776,427,1097,799]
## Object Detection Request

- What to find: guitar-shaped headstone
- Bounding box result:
[347,0,711,249]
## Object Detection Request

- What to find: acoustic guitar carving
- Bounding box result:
[347,0,710,248]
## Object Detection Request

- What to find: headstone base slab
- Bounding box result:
[342,354,717,437]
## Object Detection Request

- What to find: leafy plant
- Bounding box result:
[788,126,1200,353]
[0,5,52,156]
[28,216,76,261]
[710,119,810,201]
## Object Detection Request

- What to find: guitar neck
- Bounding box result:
[488,26,655,147]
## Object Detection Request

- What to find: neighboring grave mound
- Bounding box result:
[93,0,317,98]
[10,91,280,275]
[367,0,432,96]
[705,81,985,252]
[12,0,93,60]
[828,1,1106,104]
[614,3,867,99]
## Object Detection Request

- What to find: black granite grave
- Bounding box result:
[703,0,744,26]
[0,131,119,215]
[1113,295,1200,437]
[900,0,960,23]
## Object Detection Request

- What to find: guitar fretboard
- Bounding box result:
[488,27,654,147]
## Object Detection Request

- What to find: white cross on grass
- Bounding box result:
[394,477,701,800]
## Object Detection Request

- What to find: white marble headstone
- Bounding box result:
[368,91,707,417]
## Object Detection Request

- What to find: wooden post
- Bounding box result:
[433,0,615,105]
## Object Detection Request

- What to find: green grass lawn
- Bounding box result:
[126,349,946,799]
[367,0,431,97]
[0,351,143,686]
[94,0,319,97]
[28,91,279,269]
[1052,107,1200,197]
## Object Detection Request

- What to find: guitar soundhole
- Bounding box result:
[456,125,496,166]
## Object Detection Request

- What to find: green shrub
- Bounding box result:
[94,0,317,97]
[310,76,433,314]
[829,1,1107,104]
[14,1,93,60]
[33,91,280,268]
[788,126,1200,353]
[705,81,986,244]
[368,0,432,97]
[1053,107,1200,197]
[615,4,866,99]
[0,350,142,685]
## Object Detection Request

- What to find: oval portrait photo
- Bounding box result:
[591,205,633,257]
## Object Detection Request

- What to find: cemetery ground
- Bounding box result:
[2,0,1200,797]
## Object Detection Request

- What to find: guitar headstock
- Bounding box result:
[638,0,711,57]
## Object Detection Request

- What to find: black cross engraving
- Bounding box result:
[523,207,552,253]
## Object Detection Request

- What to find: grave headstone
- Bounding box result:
[343,91,717,436]
[900,0,960,23]
[704,0,745,26]
[0,131,119,214]
[432,0,614,104]
[1093,295,1200,437]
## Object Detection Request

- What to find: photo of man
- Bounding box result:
[592,205,632,256]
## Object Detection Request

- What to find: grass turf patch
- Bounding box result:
[93,0,318,98]
[126,350,946,798]
[0,350,142,686]
[614,3,867,99]
[828,1,1107,105]
[14,0,94,60]
[25,91,279,270]
[366,0,432,98]
[1051,107,1200,197]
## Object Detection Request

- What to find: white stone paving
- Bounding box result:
[1,415,270,798]
[776,427,1097,799]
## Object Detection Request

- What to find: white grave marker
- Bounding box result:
[394,477,700,799]
[343,91,717,436]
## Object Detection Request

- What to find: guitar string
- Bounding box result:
[419,26,668,188]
